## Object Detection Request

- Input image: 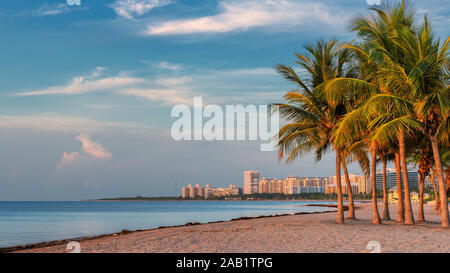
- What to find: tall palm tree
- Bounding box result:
[325,0,421,225]
[391,14,450,227]
[408,134,434,222]
[378,148,393,220]
[341,141,370,219]
[274,39,353,224]
[392,152,405,221]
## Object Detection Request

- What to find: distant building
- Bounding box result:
[182,184,241,199]
[243,170,260,194]
[328,173,370,194]
[257,174,327,194]
[181,187,189,199]
[204,184,241,198]
[375,168,418,191]
[325,183,359,195]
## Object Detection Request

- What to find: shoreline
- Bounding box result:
[9,204,449,253]
[0,204,345,253]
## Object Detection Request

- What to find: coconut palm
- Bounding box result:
[378,147,394,220]
[341,140,370,219]
[324,0,422,225]
[388,14,450,227]
[274,39,353,224]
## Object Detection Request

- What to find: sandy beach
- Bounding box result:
[12,203,450,253]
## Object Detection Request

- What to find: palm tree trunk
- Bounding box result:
[398,129,414,225]
[394,153,404,222]
[341,154,355,219]
[371,144,381,224]
[418,172,425,222]
[430,134,449,228]
[382,159,390,220]
[335,148,344,224]
[430,169,440,214]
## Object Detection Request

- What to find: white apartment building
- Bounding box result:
[243,170,260,194]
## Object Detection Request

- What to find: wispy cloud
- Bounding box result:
[111,0,171,19]
[35,2,86,16]
[15,68,145,96]
[120,88,195,105]
[152,61,183,71]
[0,114,150,133]
[36,3,70,16]
[13,65,282,107]
[58,133,112,167]
[144,0,347,35]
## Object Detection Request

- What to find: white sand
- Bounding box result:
[14,203,450,253]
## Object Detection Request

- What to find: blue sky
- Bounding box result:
[0,0,448,200]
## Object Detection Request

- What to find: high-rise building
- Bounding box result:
[329,173,369,194]
[181,187,189,198]
[243,170,260,194]
[257,174,327,194]
[187,184,196,198]
[375,168,418,190]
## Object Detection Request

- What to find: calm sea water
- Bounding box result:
[0,201,335,248]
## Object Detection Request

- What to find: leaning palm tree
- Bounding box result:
[274,39,353,224]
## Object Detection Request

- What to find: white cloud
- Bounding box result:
[155,76,192,86]
[13,66,281,107]
[15,68,145,96]
[120,88,195,106]
[145,0,346,35]
[152,61,183,71]
[0,114,149,133]
[111,0,171,19]
[218,67,276,76]
[36,4,70,16]
[58,133,112,167]
[366,0,381,5]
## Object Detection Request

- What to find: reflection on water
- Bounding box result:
[0,201,336,247]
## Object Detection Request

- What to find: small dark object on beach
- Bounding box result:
[184,222,201,226]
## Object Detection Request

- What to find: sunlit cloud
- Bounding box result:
[15,70,145,96]
[145,0,347,35]
[57,133,112,167]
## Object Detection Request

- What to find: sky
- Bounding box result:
[0,0,448,200]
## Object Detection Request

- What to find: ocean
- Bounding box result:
[0,200,335,248]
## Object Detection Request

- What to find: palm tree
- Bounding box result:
[378,148,393,220]
[325,0,421,225]
[394,151,405,222]
[340,141,370,220]
[408,134,434,222]
[274,39,353,224]
[391,14,450,227]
